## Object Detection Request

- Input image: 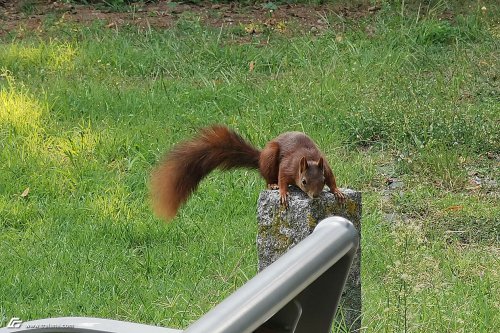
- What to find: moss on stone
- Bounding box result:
[346,199,358,217]
[263,212,292,254]
[307,213,318,230]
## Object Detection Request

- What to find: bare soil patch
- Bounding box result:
[0,0,380,36]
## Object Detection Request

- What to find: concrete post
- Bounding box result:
[257,187,362,332]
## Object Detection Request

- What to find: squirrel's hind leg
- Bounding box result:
[259,141,280,186]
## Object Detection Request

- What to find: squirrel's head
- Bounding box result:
[297,156,325,199]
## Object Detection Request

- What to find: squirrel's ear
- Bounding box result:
[318,157,324,172]
[299,156,308,173]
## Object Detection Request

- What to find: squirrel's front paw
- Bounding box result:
[332,188,346,204]
[279,191,289,208]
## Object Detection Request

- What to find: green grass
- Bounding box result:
[1,2,499,332]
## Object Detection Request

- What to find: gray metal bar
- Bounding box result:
[0,216,358,333]
[185,216,359,333]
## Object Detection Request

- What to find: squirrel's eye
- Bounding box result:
[302,179,307,186]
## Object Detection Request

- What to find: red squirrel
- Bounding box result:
[151,125,345,220]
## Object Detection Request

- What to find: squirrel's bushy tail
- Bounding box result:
[151,125,261,220]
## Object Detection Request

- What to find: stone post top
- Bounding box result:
[259,187,360,198]
[258,187,362,231]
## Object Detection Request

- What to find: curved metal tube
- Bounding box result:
[0,216,359,333]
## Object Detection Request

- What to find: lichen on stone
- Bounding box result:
[307,214,318,231]
[257,187,362,331]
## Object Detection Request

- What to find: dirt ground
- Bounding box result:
[0,0,382,36]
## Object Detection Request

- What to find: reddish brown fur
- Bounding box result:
[264,132,336,203]
[151,126,344,220]
[151,126,260,219]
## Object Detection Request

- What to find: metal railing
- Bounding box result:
[1,216,359,333]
